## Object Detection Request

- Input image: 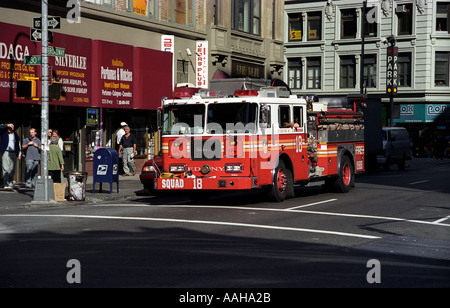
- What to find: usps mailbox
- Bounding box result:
[93,148,119,194]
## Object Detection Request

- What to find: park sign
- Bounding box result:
[386,46,398,95]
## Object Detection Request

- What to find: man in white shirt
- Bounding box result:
[116,122,127,147]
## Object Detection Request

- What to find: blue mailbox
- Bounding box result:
[93,148,119,194]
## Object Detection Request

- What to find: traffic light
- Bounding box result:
[49,82,62,100]
[16,80,37,98]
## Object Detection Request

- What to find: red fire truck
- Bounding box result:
[153,83,365,202]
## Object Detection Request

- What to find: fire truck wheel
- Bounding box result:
[333,155,354,193]
[267,160,293,202]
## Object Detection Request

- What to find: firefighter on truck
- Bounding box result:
[154,86,365,202]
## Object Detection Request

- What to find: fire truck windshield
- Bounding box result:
[207,103,258,134]
[163,104,205,135]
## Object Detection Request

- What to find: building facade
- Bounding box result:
[0,0,285,183]
[285,0,450,155]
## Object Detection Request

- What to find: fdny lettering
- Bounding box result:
[161,178,184,189]
[355,145,364,155]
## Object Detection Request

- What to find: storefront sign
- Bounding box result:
[92,40,133,109]
[0,22,40,104]
[133,47,172,110]
[52,33,91,106]
[232,60,264,79]
[1,22,171,111]
[396,104,450,123]
[86,108,98,126]
[196,41,208,89]
[161,35,174,53]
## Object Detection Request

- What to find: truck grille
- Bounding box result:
[191,139,221,161]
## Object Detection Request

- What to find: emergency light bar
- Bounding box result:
[234,90,259,97]
[173,91,193,99]
[198,90,226,98]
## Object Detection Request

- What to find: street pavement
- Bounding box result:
[0,157,448,210]
[0,157,449,288]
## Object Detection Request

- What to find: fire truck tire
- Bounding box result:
[332,155,354,193]
[267,160,293,202]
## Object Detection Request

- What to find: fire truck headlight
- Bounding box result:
[225,164,243,173]
[169,165,186,173]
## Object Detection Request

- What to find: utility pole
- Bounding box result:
[34,0,53,201]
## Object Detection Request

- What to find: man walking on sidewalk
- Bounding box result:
[0,123,21,189]
[22,128,41,188]
[118,126,137,176]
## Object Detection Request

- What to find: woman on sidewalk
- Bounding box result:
[48,136,65,183]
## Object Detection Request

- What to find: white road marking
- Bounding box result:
[285,199,337,210]
[432,215,450,224]
[92,203,450,227]
[409,180,430,185]
[0,214,381,239]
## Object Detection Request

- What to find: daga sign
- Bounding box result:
[386,46,398,95]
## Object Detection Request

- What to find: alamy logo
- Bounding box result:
[366,0,381,24]
[67,0,81,24]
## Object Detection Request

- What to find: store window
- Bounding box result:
[396,3,413,35]
[83,0,113,7]
[126,0,157,17]
[340,55,356,89]
[435,51,449,86]
[232,0,261,36]
[168,0,195,26]
[363,54,377,88]
[288,58,302,89]
[341,9,357,39]
[365,14,377,37]
[288,13,303,41]
[436,2,450,33]
[398,53,412,87]
[308,12,321,40]
[306,57,321,89]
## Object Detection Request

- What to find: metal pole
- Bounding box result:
[41,0,50,200]
[360,0,366,94]
[389,93,394,127]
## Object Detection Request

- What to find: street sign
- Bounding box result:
[24,55,42,65]
[386,46,398,95]
[48,46,65,57]
[30,28,53,43]
[33,16,61,29]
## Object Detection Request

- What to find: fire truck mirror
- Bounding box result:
[259,105,271,129]
[157,108,163,130]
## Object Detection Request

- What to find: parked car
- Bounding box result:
[377,127,412,170]
[140,155,163,193]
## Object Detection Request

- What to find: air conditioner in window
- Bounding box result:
[396,5,408,13]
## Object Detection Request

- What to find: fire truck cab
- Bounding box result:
[155,83,365,202]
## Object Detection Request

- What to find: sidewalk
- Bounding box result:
[0,173,148,210]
